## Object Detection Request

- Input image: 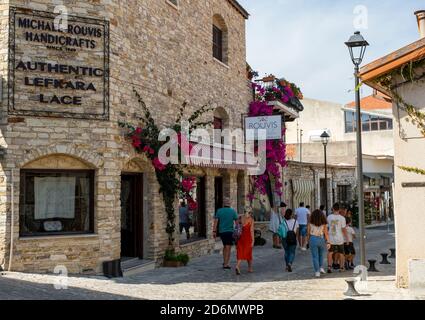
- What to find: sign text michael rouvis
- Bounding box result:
[8,7,109,119]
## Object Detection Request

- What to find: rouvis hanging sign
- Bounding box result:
[245,115,282,141]
[8,7,110,120]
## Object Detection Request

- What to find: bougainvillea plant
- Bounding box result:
[247,78,303,203]
[119,89,213,246]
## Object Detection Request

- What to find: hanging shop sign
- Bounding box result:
[245,115,282,141]
[8,7,110,120]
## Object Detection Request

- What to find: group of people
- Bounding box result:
[271,202,356,277]
[213,198,255,275]
[213,198,356,278]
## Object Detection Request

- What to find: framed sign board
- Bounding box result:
[245,115,282,141]
[8,7,110,120]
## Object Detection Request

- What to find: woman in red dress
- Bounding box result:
[235,207,255,275]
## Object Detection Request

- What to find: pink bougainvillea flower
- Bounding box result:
[247,193,255,202]
[285,86,294,98]
[182,177,196,193]
[188,197,198,211]
[134,127,142,135]
[131,136,142,148]
[152,157,166,171]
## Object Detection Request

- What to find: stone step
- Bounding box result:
[121,258,156,277]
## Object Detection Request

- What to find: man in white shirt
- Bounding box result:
[327,203,348,273]
[295,202,310,251]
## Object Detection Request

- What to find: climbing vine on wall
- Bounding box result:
[119,89,213,246]
[375,59,425,175]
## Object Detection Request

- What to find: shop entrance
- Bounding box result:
[215,176,223,213]
[120,173,144,258]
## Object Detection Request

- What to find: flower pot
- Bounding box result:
[163,260,184,268]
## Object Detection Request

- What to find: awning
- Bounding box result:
[291,179,315,207]
[364,173,382,179]
[184,142,258,170]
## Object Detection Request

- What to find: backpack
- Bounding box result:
[284,219,297,246]
[277,220,287,239]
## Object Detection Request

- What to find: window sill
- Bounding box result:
[19,233,99,241]
[166,0,179,11]
[213,57,229,69]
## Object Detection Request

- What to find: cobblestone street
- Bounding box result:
[0,226,419,300]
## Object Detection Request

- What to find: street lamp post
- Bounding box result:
[345,31,369,267]
[320,131,330,215]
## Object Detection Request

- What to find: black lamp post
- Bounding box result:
[345,31,369,267]
[320,131,330,215]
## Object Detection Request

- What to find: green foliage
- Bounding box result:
[120,89,213,248]
[375,59,425,174]
[399,166,425,176]
[164,249,190,265]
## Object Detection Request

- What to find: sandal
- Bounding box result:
[235,267,241,275]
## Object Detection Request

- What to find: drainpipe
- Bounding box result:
[309,166,317,209]
[415,10,425,39]
[8,169,15,271]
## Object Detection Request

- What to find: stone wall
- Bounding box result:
[282,161,356,211]
[0,0,251,273]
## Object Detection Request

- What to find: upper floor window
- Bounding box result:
[166,0,179,9]
[213,26,223,61]
[213,15,228,64]
[344,111,393,133]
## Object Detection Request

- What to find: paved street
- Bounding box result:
[0,226,419,300]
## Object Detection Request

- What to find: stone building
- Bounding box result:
[0,0,252,275]
[282,161,356,213]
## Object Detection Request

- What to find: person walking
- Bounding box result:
[327,203,348,273]
[179,201,191,240]
[295,202,310,251]
[235,207,255,275]
[213,197,238,270]
[307,209,331,278]
[269,205,282,249]
[281,208,299,272]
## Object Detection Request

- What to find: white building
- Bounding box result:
[285,94,394,219]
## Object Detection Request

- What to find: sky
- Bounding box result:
[239,0,424,104]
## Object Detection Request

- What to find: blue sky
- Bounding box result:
[239,0,424,104]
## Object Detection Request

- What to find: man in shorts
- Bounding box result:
[213,197,238,269]
[295,202,310,251]
[327,203,348,273]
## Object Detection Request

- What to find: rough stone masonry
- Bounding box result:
[0,0,252,274]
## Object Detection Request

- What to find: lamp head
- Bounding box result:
[345,31,369,66]
[320,131,330,145]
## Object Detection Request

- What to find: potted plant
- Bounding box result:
[163,249,190,267]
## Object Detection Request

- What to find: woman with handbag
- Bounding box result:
[235,207,255,275]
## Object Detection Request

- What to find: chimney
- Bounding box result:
[415,10,425,39]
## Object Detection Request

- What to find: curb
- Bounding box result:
[365,221,394,229]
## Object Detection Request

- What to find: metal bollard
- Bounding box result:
[380,253,391,264]
[344,278,361,297]
[389,248,396,259]
[367,259,379,272]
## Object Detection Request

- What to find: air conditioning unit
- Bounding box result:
[308,129,332,142]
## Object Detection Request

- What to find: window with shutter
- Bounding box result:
[213,25,223,62]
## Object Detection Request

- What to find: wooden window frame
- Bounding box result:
[19,169,95,237]
[213,25,224,62]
